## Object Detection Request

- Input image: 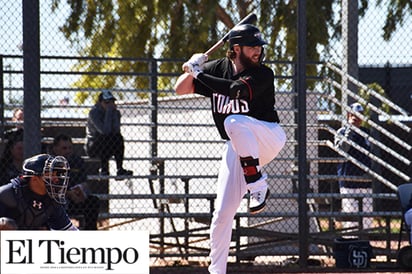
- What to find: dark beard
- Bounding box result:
[239,48,260,69]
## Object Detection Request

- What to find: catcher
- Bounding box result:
[0,154,78,230]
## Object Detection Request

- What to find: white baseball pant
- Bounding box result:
[208,115,286,274]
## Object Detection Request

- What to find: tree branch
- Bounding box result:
[215,5,234,28]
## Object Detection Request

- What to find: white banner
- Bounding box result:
[0,230,149,274]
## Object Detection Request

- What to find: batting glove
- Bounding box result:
[188,53,208,66]
[182,53,208,78]
[183,62,202,78]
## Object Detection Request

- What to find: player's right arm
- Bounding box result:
[174,72,195,95]
[0,184,17,216]
[175,53,210,95]
[49,205,79,231]
[175,67,235,97]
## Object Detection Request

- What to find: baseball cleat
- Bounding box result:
[117,168,133,176]
[249,187,270,214]
[116,168,133,181]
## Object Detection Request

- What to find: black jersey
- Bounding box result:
[0,177,74,230]
[194,57,280,140]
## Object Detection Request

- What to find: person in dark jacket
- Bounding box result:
[85,90,133,177]
[335,102,372,229]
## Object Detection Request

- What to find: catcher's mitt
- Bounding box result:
[0,217,18,230]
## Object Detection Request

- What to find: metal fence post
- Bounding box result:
[0,55,4,139]
[342,0,359,112]
[150,58,158,159]
[297,0,309,268]
[23,0,42,157]
[149,58,166,255]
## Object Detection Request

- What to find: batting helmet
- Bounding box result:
[228,24,267,48]
[23,154,70,204]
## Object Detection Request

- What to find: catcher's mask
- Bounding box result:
[23,154,70,204]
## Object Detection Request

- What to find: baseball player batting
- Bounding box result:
[174,24,286,274]
[0,154,78,230]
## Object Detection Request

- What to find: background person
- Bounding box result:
[4,107,24,141]
[52,134,100,230]
[334,102,372,230]
[85,90,133,177]
[0,134,24,185]
[11,108,24,127]
[0,154,78,230]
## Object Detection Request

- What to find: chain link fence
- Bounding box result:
[1,0,411,271]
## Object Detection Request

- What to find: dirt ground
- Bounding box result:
[149,259,411,274]
[149,238,412,273]
[150,266,411,274]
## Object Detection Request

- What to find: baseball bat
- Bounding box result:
[204,13,257,56]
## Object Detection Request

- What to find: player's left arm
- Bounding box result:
[196,73,256,102]
[197,65,274,100]
[49,205,79,231]
[196,73,232,96]
[60,223,79,231]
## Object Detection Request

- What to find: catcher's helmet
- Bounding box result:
[23,154,70,204]
[228,24,267,48]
